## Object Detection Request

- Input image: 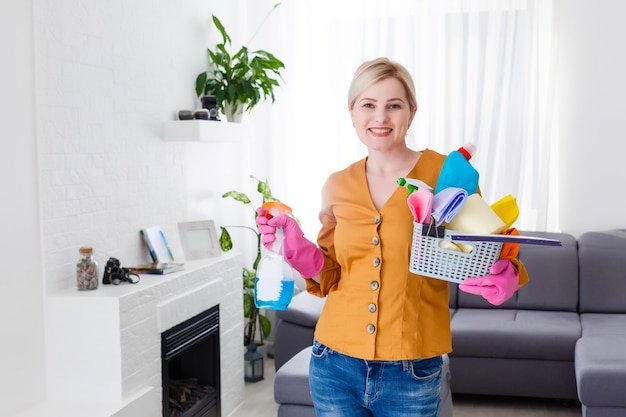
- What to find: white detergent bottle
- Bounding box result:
[254,202,295,310]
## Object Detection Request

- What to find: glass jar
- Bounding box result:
[76,246,99,290]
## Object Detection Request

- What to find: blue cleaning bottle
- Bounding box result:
[254,203,295,310]
[434,143,479,195]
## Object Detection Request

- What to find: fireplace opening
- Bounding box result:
[162,305,220,417]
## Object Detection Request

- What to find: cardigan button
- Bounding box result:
[370,281,379,290]
[366,324,376,334]
[368,303,377,313]
[372,236,380,246]
[374,216,381,224]
[372,257,381,267]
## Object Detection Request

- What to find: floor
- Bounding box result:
[229,356,583,417]
[229,355,279,417]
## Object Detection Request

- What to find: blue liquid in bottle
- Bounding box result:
[254,277,295,310]
[254,228,294,310]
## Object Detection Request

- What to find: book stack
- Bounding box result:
[130,226,184,275]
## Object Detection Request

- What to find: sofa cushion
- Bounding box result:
[456,232,579,312]
[274,347,313,406]
[450,309,581,361]
[580,313,626,336]
[576,335,626,407]
[277,291,326,327]
[578,230,626,314]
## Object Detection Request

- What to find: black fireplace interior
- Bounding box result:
[162,304,220,417]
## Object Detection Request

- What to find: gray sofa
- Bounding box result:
[273,230,626,417]
[575,231,626,417]
[449,230,581,400]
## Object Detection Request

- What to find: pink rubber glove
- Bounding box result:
[256,209,324,279]
[459,259,519,305]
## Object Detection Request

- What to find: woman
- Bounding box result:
[257,57,527,416]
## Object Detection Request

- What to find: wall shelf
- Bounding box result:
[162,120,246,142]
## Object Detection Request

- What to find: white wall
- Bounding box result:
[554,0,626,235]
[0,0,47,414]
[1,0,254,415]
[33,0,237,294]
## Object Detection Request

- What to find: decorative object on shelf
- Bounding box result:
[193,109,209,120]
[177,109,194,120]
[195,3,285,122]
[134,226,185,275]
[76,246,99,290]
[102,257,141,284]
[140,225,175,263]
[200,95,221,121]
[178,220,222,260]
[220,175,286,346]
[244,343,264,382]
[129,262,184,275]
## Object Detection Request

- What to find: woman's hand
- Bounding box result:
[459,259,519,305]
[256,209,324,279]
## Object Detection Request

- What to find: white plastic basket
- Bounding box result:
[409,222,503,284]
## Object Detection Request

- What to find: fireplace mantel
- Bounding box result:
[29,253,244,417]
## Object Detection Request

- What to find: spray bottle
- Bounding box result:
[434,143,479,195]
[255,201,295,310]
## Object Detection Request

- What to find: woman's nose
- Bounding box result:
[374,108,389,122]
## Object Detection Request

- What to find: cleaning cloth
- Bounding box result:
[406,186,433,223]
[431,187,468,226]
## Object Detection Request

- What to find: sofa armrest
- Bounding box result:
[277,291,326,327]
[274,291,326,371]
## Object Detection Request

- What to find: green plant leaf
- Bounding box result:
[222,190,251,204]
[249,176,276,203]
[243,268,256,289]
[219,227,233,252]
[211,15,231,45]
[197,7,285,114]
[258,314,272,338]
[195,72,208,98]
[219,175,286,342]
[257,181,273,202]
[243,292,254,318]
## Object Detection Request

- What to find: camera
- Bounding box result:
[201,95,221,121]
[103,257,139,285]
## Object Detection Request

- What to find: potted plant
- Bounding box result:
[195,4,285,122]
[219,175,283,346]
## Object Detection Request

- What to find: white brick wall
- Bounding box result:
[33,0,251,294]
[26,0,255,415]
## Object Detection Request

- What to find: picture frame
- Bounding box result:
[177,220,222,260]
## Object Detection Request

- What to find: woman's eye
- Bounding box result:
[363,103,375,109]
[389,103,402,110]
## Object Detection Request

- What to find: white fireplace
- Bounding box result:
[24,253,244,417]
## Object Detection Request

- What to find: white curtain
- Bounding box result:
[244,0,557,238]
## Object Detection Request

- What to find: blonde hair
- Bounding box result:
[347,57,418,112]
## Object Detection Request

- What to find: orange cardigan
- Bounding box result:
[306,149,529,360]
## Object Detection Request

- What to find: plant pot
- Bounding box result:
[223,102,245,123]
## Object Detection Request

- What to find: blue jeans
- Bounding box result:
[309,339,443,416]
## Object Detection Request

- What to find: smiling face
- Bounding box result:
[349,77,417,153]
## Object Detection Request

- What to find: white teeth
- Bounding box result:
[370,128,391,134]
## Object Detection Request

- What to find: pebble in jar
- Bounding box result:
[76,246,99,290]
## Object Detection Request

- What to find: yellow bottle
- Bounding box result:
[490,195,519,229]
